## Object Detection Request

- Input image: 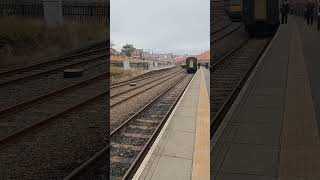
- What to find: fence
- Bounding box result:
[0,0,109,24]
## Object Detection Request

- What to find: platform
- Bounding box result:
[133,67,210,180]
[212,15,320,179]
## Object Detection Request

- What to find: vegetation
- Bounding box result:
[0,16,107,68]
[121,44,135,57]
[111,66,143,83]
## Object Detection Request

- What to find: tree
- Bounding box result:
[121,44,135,57]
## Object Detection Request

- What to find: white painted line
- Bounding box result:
[132,70,199,180]
[212,27,281,146]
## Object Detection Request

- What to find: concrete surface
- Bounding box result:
[211,15,320,179]
[133,68,210,180]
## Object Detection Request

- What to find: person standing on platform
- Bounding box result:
[281,0,290,24]
[305,2,308,20]
[307,1,315,25]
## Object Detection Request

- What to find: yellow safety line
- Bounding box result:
[192,68,210,180]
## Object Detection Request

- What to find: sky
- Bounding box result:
[110,0,209,55]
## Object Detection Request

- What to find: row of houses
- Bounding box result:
[111,48,175,62]
[111,45,210,63]
[174,50,210,63]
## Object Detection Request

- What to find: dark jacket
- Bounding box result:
[307,2,315,14]
[281,3,290,14]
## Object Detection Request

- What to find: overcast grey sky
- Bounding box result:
[111,0,209,55]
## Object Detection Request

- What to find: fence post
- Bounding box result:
[43,0,63,27]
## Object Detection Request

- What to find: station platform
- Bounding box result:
[133,67,210,180]
[212,15,320,179]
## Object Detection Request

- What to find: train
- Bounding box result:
[224,0,242,21]
[185,57,198,73]
[242,0,280,36]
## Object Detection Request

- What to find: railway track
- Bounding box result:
[0,57,107,110]
[0,40,109,179]
[212,18,232,34]
[110,67,177,89]
[110,69,186,131]
[212,16,224,25]
[0,92,107,179]
[212,26,249,64]
[110,69,184,108]
[0,42,107,139]
[0,72,108,143]
[212,22,242,42]
[0,48,107,86]
[210,0,245,63]
[210,38,270,137]
[64,73,193,180]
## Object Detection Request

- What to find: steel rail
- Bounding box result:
[64,74,191,180]
[110,71,185,108]
[0,91,107,145]
[110,67,176,89]
[0,73,107,117]
[0,40,107,76]
[122,75,191,180]
[210,38,271,138]
[210,38,250,71]
[110,69,183,100]
[0,54,107,86]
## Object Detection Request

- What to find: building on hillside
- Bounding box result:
[174,54,189,63]
[193,50,210,63]
[150,53,160,61]
[131,49,144,59]
[143,51,151,60]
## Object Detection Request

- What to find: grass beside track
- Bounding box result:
[111,67,144,83]
[0,16,107,68]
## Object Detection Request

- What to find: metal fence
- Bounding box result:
[0,0,109,24]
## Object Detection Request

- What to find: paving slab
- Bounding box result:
[149,155,192,180]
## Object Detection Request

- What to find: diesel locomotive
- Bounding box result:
[185,57,198,73]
